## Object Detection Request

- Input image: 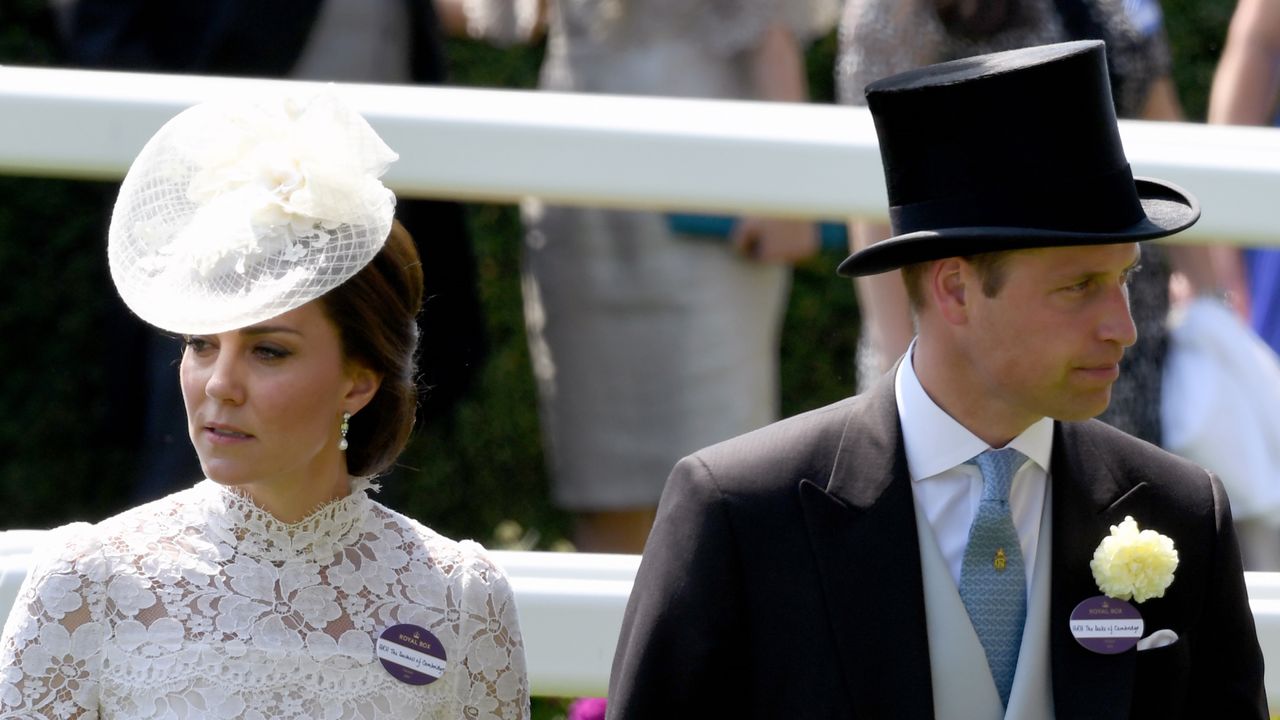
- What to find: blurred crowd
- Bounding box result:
[3,0,1279,571]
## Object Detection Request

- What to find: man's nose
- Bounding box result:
[1099,284,1138,348]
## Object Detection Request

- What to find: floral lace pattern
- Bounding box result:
[0,481,530,719]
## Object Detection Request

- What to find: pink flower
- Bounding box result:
[568,697,608,720]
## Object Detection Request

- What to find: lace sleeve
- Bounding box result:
[0,525,105,719]
[450,540,529,712]
[451,542,529,720]
[462,0,541,45]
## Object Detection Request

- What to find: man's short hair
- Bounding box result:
[901,250,1016,312]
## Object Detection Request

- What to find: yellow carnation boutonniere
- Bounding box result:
[1089,516,1179,603]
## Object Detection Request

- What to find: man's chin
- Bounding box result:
[1050,392,1114,423]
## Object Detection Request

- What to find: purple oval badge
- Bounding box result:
[377,624,448,685]
[1069,595,1144,654]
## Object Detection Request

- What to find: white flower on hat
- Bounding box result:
[109,90,398,335]
[175,93,396,277]
[187,94,393,229]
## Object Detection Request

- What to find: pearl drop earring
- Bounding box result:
[339,412,351,451]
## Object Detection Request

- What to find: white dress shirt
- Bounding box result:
[895,342,1054,594]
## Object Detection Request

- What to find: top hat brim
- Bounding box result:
[837,177,1200,277]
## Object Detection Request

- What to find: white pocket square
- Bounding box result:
[1136,629,1179,651]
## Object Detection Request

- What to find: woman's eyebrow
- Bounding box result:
[239,325,303,337]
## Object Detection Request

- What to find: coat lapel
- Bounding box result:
[799,372,934,719]
[1050,422,1150,719]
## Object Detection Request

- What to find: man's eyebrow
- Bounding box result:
[1060,252,1144,280]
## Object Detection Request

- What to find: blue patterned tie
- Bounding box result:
[959,448,1028,708]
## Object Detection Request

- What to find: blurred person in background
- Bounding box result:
[1204,0,1280,568]
[837,0,1236,448]
[453,0,838,556]
[1210,0,1280,354]
[53,0,486,503]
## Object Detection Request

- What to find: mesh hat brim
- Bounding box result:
[109,91,398,334]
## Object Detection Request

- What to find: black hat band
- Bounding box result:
[888,163,1146,236]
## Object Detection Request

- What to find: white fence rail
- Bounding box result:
[2,65,1280,246]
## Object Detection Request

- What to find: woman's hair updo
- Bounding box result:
[321,219,423,476]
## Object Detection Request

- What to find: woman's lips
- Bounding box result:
[204,424,254,444]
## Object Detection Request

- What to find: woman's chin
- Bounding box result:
[198,460,257,488]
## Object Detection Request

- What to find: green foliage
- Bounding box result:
[392,201,570,546]
[0,177,139,526]
[1161,0,1235,120]
[807,29,840,104]
[0,0,59,65]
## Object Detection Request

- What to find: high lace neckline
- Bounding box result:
[195,477,374,562]
[1,477,531,719]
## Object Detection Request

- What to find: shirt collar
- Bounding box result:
[895,339,1053,482]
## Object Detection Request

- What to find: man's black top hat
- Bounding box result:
[837,40,1199,277]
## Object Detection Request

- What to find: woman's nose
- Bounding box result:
[204,351,246,404]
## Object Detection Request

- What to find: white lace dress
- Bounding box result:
[0,480,530,719]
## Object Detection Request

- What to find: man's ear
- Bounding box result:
[932,258,970,325]
[343,362,383,416]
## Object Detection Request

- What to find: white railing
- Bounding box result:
[4,66,1280,702]
[2,65,1280,246]
[489,551,637,696]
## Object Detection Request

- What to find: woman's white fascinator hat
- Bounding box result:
[109,90,398,335]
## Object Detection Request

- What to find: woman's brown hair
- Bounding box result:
[321,219,424,476]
